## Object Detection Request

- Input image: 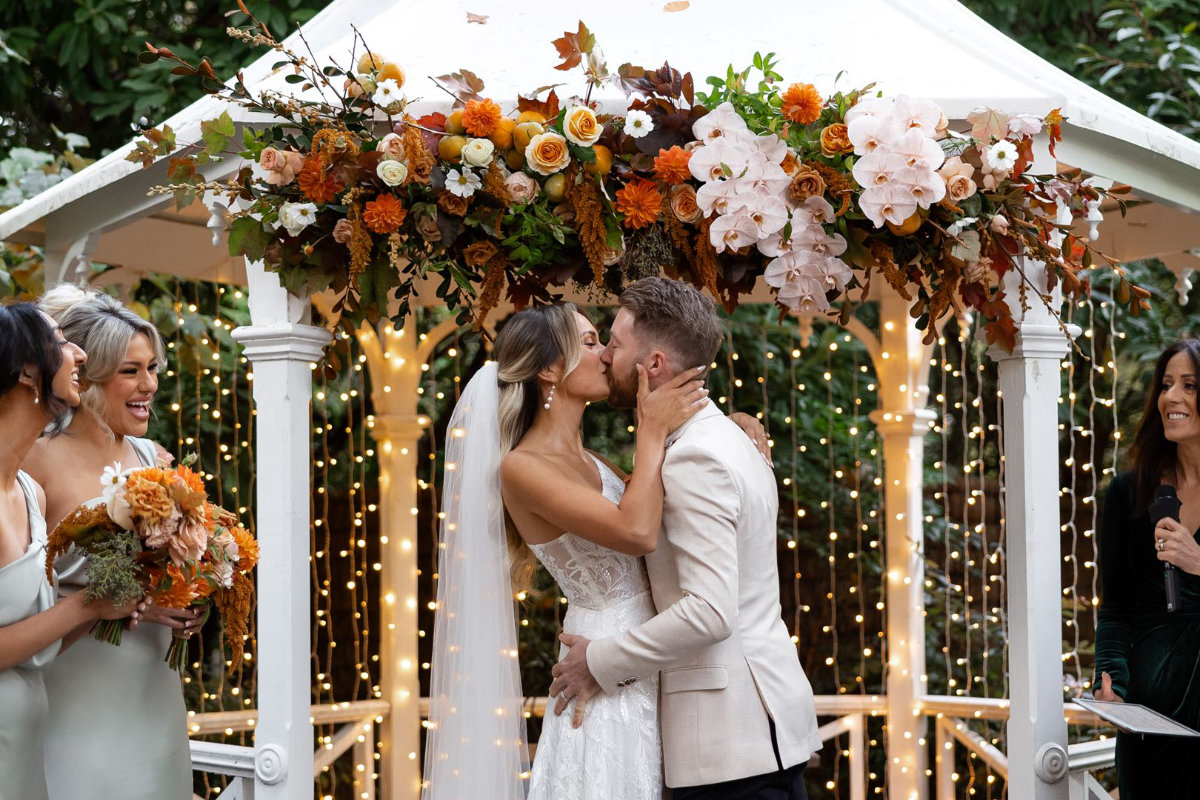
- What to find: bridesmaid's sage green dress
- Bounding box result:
[42,437,191,800]
[1095,471,1200,798]
[0,471,59,800]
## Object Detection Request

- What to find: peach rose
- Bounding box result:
[819,124,853,157]
[169,517,208,567]
[505,171,539,205]
[787,165,827,205]
[945,174,977,203]
[669,184,703,224]
[408,158,433,185]
[525,131,570,175]
[602,238,626,266]
[563,106,602,147]
[378,133,406,160]
[259,147,305,186]
[332,218,354,244]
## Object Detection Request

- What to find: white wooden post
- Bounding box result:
[868,285,934,800]
[987,262,1073,800]
[357,317,459,799]
[232,259,329,800]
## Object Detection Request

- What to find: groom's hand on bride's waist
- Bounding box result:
[549,633,600,729]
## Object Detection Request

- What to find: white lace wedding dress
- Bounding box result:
[526,455,663,800]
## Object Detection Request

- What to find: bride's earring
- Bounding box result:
[32,386,39,405]
[543,382,556,410]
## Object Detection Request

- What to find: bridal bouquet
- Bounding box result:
[45,457,259,671]
[130,10,1142,350]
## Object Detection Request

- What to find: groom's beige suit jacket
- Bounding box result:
[587,401,822,788]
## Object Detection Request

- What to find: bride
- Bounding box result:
[421,302,765,800]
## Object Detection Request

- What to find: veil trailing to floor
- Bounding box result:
[421,361,530,799]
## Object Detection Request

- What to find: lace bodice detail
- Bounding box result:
[528,455,651,610]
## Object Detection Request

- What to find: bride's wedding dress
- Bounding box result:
[526,455,662,800]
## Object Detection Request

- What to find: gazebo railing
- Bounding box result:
[189,693,1117,799]
[189,699,389,800]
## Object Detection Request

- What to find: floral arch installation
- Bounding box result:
[107,265,1135,799]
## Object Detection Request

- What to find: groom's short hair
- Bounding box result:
[618,277,723,373]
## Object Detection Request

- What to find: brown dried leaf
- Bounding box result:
[552,21,595,72]
[967,108,1010,141]
[466,11,488,23]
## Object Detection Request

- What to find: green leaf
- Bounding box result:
[200,111,235,158]
[226,216,271,262]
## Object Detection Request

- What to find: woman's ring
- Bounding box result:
[1157,538,1166,551]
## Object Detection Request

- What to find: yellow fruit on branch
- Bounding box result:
[886,213,923,236]
[515,110,547,125]
[437,135,468,163]
[543,173,567,203]
[512,121,544,153]
[490,118,516,151]
[585,144,613,176]
[444,110,466,135]
[356,52,384,74]
[377,62,405,87]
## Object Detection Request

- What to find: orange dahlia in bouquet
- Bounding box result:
[46,456,260,672]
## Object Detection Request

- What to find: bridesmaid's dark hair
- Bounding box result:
[1128,338,1200,513]
[0,302,72,431]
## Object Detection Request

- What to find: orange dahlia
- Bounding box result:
[461,98,503,137]
[615,179,662,230]
[297,157,342,204]
[174,464,206,493]
[652,146,692,185]
[781,83,824,126]
[154,564,201,609]
[363,193,407,234]
[229,526,260,571]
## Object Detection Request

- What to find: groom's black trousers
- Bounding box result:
[672,719,809,800]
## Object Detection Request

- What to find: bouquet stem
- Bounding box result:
[93,619,124,646]
[165,630,191,672]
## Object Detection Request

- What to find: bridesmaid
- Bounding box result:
[0,303,134,800]
[24,286,199,800]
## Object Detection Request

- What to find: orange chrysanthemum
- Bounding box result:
[362,193,407,234]
[461,98,503,137]
[652,146,692,185]
[296,157,342,204]
[781,83,824,126]
[154,564,200,609]
[615,179,662,230]
[173,464,205,493]
[229,526,260,572]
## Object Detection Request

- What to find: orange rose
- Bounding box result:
[819,124,853,157]
[787,165,827,205]
[525,131,570,175]
[437,191,470,217]
[462,240,499,268]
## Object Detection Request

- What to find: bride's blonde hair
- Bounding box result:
[493,303,583,590]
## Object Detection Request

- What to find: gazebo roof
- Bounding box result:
[3,0,1199,287]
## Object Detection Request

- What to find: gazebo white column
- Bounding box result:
[987,263,1073,800]
[232,259,330,800]
[358,316,460,799]
[866,286,935,800]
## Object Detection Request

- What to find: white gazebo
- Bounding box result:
[3,1,1199,798]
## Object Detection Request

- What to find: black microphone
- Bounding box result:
[1149,485,1183,613]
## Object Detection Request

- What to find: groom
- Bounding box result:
[549,277,822,798]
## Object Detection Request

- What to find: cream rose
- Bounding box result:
[505,171,539,205]
[461,138,496,168]
[563,106,602,147]
[669,184,703,224]
[376,158,409,187]
[525,131,571,175]
[378,132,406,160]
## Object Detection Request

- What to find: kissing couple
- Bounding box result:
[423,277,822,799]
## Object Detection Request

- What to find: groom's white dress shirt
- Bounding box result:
[587,400,822,788]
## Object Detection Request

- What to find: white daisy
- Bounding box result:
[445,168,482,198]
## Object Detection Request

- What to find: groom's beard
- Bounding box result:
[606,365,638,409]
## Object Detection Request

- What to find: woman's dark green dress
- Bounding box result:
[1095,472,1200,798]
